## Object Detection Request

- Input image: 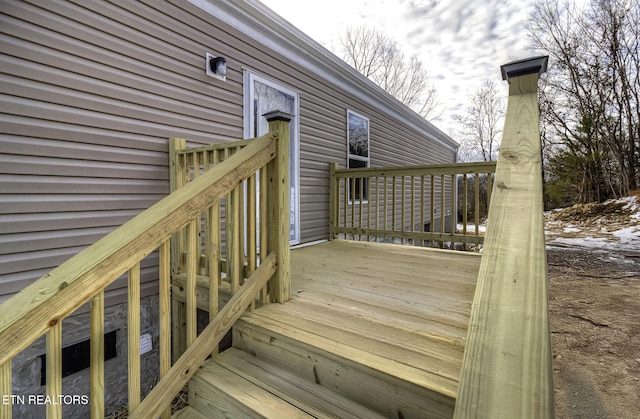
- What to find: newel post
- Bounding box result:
[265,111,292,303]
[454,56,553,419]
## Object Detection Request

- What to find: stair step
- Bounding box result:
[234,313,456,418]
[172,406,208,419]
[188,347,386,419]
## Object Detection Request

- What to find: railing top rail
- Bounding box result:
[174,138,253,155]
[0,133,277,366]
[334,161,496,178]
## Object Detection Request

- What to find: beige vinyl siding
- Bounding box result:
[0,0,241,304]
[0,0,457,304]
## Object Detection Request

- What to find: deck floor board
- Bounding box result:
[246,240,481,398]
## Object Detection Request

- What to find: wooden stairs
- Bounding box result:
[172,311,458,419]
[181,347,386,418]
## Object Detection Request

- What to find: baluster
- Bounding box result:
[374,177,380,242]
[430,175,435,247]
[206,201,220,354]
[90,290,104,419]
[343,178,347,240]
[206,202,221,302]
[179,153,191,269]
[228,186,241,295]
[192,151,200,180]
[350,178,356,240]
[401,176,406,244]
[191,152,202,277]
[420,175,425,247]
[259,167,269,303]
[237,147,246,288]
[46,322,62,419]
[238,181,246,286]
[383,176,388,235]
[186,219,198,346]
[128,263,141,412]
[463,174,469,249]
[158,241,171,419]
[392,176,397,242]
[475,173,480,239]
[487,171,493,213]
[0,361,11,419]
[247,173,257,309]
[440,174,445,248]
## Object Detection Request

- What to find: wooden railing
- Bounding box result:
[454,57,553,418]
[329,162,496,248]
[168,136,260,359]
[0,111,292,419]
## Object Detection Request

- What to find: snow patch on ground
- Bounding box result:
[551,236,610,248]
[456,223,486,234]
[612,225,640,245]
[546,195,640,252]
[563,226,582,233]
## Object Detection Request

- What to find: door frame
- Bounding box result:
[243,70,301,245]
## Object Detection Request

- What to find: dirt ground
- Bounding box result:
[548,246,640,418]
[545,196,640,418]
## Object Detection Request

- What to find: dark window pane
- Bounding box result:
[348,158,368,169]
[348,159,368,201]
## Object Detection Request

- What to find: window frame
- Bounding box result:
[346,110,370,203]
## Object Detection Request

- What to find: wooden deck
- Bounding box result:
[233,240,481,416]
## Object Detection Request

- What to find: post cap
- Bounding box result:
[500,56,549,82]
[263,110,294,123]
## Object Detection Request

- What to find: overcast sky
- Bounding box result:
[258,0,562,138]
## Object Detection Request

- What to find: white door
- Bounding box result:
[244,71,300,245]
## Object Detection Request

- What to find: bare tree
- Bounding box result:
[528,0,640,204]
[456,80,505,162]
[337,25,442,120]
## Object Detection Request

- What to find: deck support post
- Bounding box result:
[265,111,292,303]
[454,56,553,419]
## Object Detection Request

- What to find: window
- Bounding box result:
[347,110,370,201]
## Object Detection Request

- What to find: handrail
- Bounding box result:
[0,132,276,365]
[174,137,253,155]
[454,57,553,418]
[332,161,496,178]
[330,161,496,248]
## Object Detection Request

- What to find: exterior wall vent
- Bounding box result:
[206,52,227,81]
[39,330,118,385]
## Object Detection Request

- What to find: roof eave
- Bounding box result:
[189,0,459,151]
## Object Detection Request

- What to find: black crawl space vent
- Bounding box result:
[39,330,118,386]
